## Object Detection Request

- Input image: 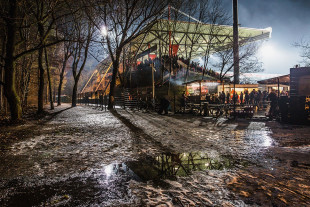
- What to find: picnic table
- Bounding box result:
[185,102,231,117]
[206,103,232,117]
[230,105,255,118]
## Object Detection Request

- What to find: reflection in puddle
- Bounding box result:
[125,152,246,182]
[99,151,246,186]
[246,122,273,147]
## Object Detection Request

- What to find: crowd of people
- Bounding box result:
[188,89,289,109]
[180,89,289,118]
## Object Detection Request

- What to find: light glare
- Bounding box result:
[101,26,108,36]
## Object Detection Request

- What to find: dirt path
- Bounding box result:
[0,105,309,206]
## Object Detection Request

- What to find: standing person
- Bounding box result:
[267,90,278,119]
[99,94,104,110]
[103,95,108,111]
[258,90,263,109]
[263,91,268,108]
[158,96,170,115]
[250,89,255,105]
[254,90,260,108]
[226,91,230,104]
[263,91,268,102]
[240,91,244,105]
[234,92,238,104]
[206,93,211,103]
[214,94,220,104]
[180,91,187,113]
[245,91,249,105]
[221,91,226,104]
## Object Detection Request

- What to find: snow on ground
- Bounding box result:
[0,104,309,206]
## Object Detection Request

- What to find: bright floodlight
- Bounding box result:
[100,26,108,36]
[259,43,275,58]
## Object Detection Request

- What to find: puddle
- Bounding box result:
[126,152,247,183]
[0,152,247,206]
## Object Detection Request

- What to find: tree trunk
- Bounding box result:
[3,0,22,121]
[22,71,31,109]
[37,47,45,114]
[57,76,63,106]
[53,84,56,103]
[0,68,3,113]
[57,56,68,106]
[0,30,6,113]
[4,94,8,115]
[108,58,120,109]
[44,47,54,110]
[4,61,22,121]
[72,79,78,107]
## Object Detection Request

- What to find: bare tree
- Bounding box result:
[17,55,34,109]
[212,41,263,83]
[0,0,71,120]
[0,0,23,121]
[26,0,69,113]
[57,42,72,105]
[71,19,94,107]
[86,0,169,109]
[0,25,5,113]
[44,46,55,109]
[201,0,230,76]
[181,0,210,82]
[294,38,310,66]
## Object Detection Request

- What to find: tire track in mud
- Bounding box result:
[110,110,174,156]
[120,110,236,156]
[121,110,198,142]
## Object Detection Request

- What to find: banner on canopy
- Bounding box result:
[170,44,179,56]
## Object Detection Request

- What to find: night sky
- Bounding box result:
[222,0,310,74]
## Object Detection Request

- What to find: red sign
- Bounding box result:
[149,54,157,60]
[169,44,179,56]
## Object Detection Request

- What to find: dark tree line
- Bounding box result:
[0,0,94,121]
[0,0,173,120]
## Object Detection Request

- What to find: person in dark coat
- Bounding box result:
[206,93,211,103]
[267,90,278,118]
[245,91,249,105]
[226,92,230,104]
[158,97,170,115]
[180,91,187,113]
[221,91,226,104]
[240,91,244,105]
[249,89,255,105]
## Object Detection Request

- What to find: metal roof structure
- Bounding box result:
[130,19,272,58]
[80,8,272,94]
[257,74,290,85]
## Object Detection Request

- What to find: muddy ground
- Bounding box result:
[0,104,309,207]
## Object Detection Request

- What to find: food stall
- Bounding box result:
[257,74,290,94]
[184,76,221,103]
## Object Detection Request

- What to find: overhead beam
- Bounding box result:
[95,62,113,92]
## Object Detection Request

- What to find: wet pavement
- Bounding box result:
[0,104,310,206]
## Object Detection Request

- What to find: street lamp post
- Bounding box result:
[233,0,240,118]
